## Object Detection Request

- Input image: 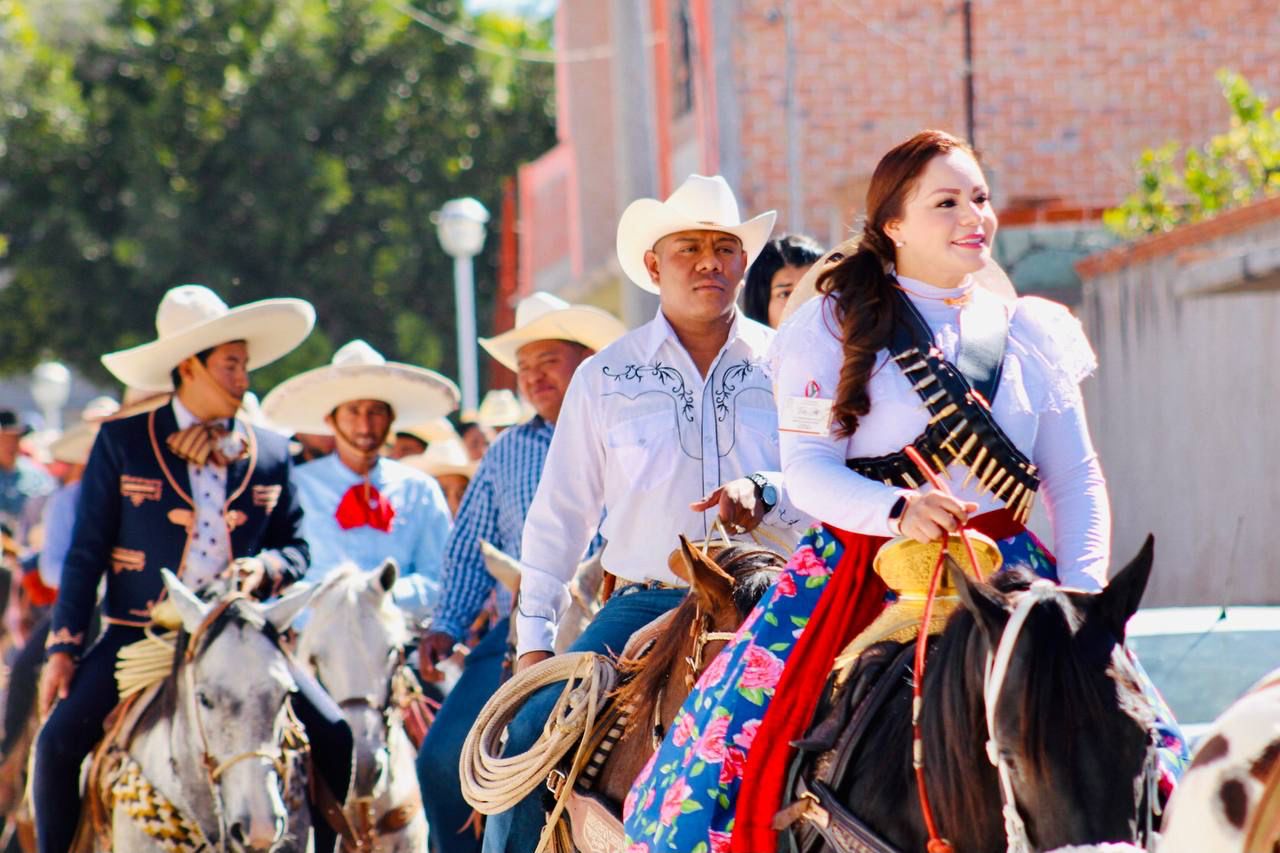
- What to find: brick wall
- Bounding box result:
[727,0,1280,241]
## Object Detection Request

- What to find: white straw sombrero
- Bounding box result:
[48,396,120,465]
[260,339,460,435]
[101,284,315,392]
[616,174,776,294]
[462,389,529,428]
[479,292,627,372]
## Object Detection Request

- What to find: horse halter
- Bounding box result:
[183,594,291,848]
[980,582,1161,853]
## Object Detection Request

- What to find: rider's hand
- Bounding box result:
[39,652,75,717]
[515,650,552,674]
[230,557,267,596]
[419,630,459,680]
[690,478,765,534]
[899,491,978,544]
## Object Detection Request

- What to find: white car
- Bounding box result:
[1125,605,1280,742]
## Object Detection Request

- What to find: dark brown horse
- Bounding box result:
[599,538,784,812]
[796,537,1160,852]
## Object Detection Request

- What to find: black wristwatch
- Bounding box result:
[887,495,909,534]
[746,472,778,512]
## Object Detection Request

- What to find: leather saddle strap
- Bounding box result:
[789,776,901,853]
[307,751,365,852]
[892,287,1008,406]
[376,795,423,834]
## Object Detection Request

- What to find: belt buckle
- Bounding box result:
[546,768,566,797]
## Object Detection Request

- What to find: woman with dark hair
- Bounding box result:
[624,130,1185,852]
[741,233,824,328]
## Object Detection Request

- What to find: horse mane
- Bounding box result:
[611,545,782,736]
[134,598,275,738]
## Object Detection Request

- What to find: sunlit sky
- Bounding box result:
[464,0,557,16]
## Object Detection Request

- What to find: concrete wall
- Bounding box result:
[1078,201,1280,605]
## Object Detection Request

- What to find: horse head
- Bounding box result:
[296,560,409,799]
[160,569,314,852]
[946,535,1157,850]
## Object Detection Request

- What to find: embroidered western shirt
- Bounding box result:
[430,415,603,643]
[515,307,806,656]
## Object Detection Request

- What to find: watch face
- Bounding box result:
[762,484,778,507]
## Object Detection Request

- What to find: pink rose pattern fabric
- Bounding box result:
[622,524,1188,851]
[621,525,843,851]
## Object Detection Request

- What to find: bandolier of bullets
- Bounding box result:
[845,345,1039,525]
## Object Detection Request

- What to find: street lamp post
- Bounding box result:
[433,197,490,416]
[30,360,71,432]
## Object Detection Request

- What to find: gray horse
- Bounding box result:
[105,570,314,853]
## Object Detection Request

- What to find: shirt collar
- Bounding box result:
[636,304,772,363]
[171,395,237,431]
[322,452,385,488]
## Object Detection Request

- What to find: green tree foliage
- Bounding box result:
[0,0,555,390]
[1105,71,1280,239]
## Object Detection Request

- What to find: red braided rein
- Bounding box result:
[904,446,983,853]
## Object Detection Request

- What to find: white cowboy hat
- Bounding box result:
[462,388,528,428]
[48,396,120,465]
[479,292,627,373]
[616,174,777,294]
[101,285,316,392]
[401,438,478,481]
[395,416,459,446]
[260,339,460,435]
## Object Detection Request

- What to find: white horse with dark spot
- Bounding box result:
[297,561,427,853]
[104,570,315,853]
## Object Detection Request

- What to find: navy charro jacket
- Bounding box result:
[46,401,309,658]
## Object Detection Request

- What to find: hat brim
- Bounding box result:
[49,423,99,465]
[260,362,460,436]
[101,298,316,392]
[479,306,628,372]
[616,201,777,294]
[401,454,478,481]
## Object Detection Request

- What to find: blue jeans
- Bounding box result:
[482,587,686,853]
[418,617,510,853]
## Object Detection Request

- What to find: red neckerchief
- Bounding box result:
[335,480,395,532]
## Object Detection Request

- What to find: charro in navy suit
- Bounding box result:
[34,401,351,853]
[46,402,307,656]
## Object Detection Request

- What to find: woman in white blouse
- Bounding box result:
[623,130,1186,853]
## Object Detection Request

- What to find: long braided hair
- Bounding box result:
[818,130,975,437]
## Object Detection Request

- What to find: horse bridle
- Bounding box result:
[980,581,1161,853]
[183,594,292,848]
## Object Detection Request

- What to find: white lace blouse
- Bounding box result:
[770,275,1110,589]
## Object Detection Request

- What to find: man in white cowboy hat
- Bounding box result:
[260,339,459,624]
[415,290,624,853]
[35,284,356,853]
[484,175,807,853]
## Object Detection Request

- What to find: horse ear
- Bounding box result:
[673,535,735,613]
[372,559,399,595]
[161,569,211,634]
[949,555,1009,645]
[480,539,522,596]
[1091,534,1154,641]
[262,583,317,633]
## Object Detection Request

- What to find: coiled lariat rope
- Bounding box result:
[460,652,617,853]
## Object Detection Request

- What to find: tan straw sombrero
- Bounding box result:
[401,438,478,481]
[260,339,460,435]
[101,284,315,392]
[395,416,459,446]
[479,292,626,372]
[48,396,120,465]
[616,174,776,294]
[462,389,528,428]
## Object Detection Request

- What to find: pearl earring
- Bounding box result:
[894,240,905,248]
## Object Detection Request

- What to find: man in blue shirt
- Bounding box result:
[0,410,55,539]
[416,292,626,853]
[260,339,460,626]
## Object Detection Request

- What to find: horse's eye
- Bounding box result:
[197,690,214,710]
